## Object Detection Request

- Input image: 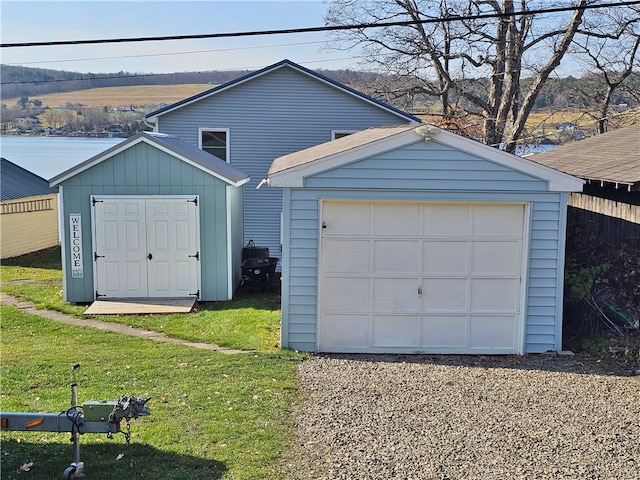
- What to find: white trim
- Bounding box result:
[90,195,201,299]
[269,127,584,192]
[270,129,418,187]
[198,127,230,163]
[226,186,234,300]
[50,134,248,188]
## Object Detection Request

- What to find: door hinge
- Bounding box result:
[188,252,200,261]
[91,197,103,206]
[188,197,198,206]
[94,252,105,261]
[95,291,106,300]
[190,290,200,299]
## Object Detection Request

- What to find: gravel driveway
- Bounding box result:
[281,354,640,480]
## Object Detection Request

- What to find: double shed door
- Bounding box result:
[93,196,200,298]
[318,200,527,354]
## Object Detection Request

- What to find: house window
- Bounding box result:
[199,128,229,161]
[332,130,358,140]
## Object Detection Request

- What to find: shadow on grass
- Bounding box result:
[1,246,62,271]
[0,438,226,480]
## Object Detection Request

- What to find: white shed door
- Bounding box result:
[318,200,526,354]
[93,197,199,298]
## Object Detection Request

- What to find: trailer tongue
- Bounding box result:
[1,364,151,479]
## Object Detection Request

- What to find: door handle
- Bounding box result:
[147,253,153,260]
[418,287,422,295]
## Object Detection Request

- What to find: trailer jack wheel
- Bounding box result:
[63,461,84,478]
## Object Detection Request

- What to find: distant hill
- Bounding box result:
[0,65,252,100]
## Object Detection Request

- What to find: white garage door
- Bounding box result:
[318,200,527,354]
[93,196,200,299]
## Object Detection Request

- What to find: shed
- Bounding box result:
[268,125,584,355]
[1,158,59,259]
[50,132,249,304]
[530,123,640,246]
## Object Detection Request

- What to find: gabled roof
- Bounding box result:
[145,59,421,124]
[1,157,58,201]
[268,124,584,192]
[529,123,640,189]
[49,132,250,187]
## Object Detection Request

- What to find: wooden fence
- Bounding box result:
[568,193,640,247]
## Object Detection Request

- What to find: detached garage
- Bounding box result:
[50,132,249,304]
[268,125,584,355]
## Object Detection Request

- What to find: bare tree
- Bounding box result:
[325,0,601,152]
[572,4,640,133]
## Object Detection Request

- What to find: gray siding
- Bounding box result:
[280,145,567,354]
[155,66,415,263]
[58,142,240,303]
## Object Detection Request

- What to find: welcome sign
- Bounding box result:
[69,214,83,278]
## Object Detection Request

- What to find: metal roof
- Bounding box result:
[1,157,58,201]
[145,59,421,124]
[49,132,250,187]
[529,123,640,188]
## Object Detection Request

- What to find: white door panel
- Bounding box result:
[318,200,526,354]
[93,196,199,299]
[94,198,147,297]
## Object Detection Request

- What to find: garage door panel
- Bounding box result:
[372,315,418,347]
[323,239,370,273]
[469,315,516,349]
[373,278,418,312]
[472,204,523,236]
[421,316,467,347]
[373,203,420,236]
[323,202,370,235]
[319,200,525,354]
[423,241,468,274]
[423,204,469,236]
[323,277,369,311]
[470,278,519,312]
[472,241,521,275]
[321,314,369,347]
[422,278,468,312]
[374,240,420,273]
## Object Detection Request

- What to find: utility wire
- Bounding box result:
[2,1,640,48]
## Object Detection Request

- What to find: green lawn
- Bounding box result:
[1,247,306,479]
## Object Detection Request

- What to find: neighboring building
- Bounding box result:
[49,133,249,304]
[1,158,59,259]
[530,123,640,246]
[268,125,584,355]
[145,59,420,264]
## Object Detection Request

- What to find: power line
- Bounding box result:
[2,1,639,49]
[3,40,331,67]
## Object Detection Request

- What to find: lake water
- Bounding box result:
[0,136,124,180]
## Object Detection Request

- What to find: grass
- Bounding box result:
[1,247,307,479]
[1,247,282,352]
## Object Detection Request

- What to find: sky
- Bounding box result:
[0,0,360,73]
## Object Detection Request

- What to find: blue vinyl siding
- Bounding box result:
[155,66,415,264]
[57,142,242,303]
[281,177,567,354]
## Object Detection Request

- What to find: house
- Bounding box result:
[49,132,249,304]
[144,59,420,264]
[268,124,584,355]
[530,123,640,246]
[1,158,59,259]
